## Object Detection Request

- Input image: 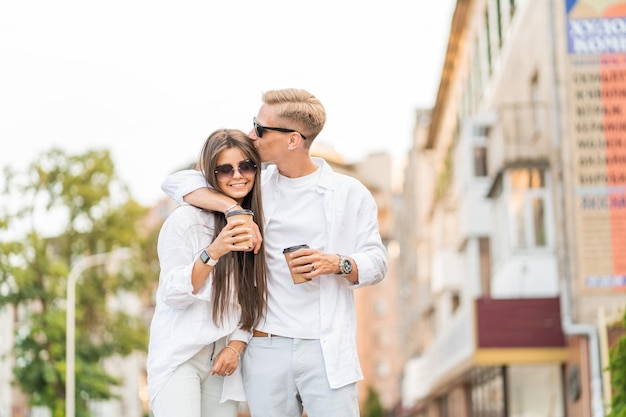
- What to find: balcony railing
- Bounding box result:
[488,102,552,176]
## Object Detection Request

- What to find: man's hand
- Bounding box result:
[250,221,263,254]
[286,247,358,283]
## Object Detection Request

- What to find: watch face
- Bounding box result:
[200,250,210,264]
[341,258,353,274]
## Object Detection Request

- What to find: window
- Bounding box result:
[485,10,493,75]
[376,359,391,378]
[471,367,506,417]
[438,393,451,417]
[423,307,436,348]
[531,73,544,136]
[478,15,492,82]
[498,0,508,39]
[473,125,490,137]
[531,197,547,246]
[479,237,491,297]
[451,292,461,313]
[471,48,482,112]
[494,0,503,48]
[507,168,550,249]
[373,299,387,317]
[375,328,389,347]
[473,146,488,177]
[486,0,502,64]
[472,125,489,177]
[510,0,517,19]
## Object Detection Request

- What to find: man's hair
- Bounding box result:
[262,88,326,144]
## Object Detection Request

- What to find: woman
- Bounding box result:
[148,129,267,417]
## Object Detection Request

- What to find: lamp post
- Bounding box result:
[65,248,131,417]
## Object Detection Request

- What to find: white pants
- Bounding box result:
[242,337,359,417]
[151,342,239,417]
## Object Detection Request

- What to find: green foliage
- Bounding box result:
[363,385,385,417]
[608,310,626,417]
[0,148,160,417]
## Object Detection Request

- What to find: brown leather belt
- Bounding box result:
[253,330,283,338]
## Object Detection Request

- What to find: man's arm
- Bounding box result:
[161,169,235,208]
[161,169,262,252]
[185,187,243,213]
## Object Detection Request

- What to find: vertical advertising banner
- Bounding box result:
[566,0,626,292]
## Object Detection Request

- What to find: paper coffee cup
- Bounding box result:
[283,244,310,284]
[225,209,254,248]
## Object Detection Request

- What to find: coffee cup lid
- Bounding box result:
[226,209,253,217]
[283,244,309,253]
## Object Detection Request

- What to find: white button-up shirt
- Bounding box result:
[147,205,249,406]
[161,158,388,389]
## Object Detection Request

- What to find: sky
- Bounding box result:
[0,1,456,206]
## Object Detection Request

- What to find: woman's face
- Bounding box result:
[214,147,256,201]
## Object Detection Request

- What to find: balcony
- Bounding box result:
[403,297,567,406]
[457,180,492,239]
[431,249,463,293]
[488,102,552,178]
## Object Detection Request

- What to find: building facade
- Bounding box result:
[313,145,402,412]
[399,1,626,416]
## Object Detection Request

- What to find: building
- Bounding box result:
[313,144,402,412]
[399,1,626,416]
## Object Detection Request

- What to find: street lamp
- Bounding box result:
[65,248,132,417]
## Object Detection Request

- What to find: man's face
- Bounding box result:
[249,104,293,165]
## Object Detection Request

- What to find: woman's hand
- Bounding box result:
[192,220,255,293]
[209,220,254,259]
[211,342,245,377]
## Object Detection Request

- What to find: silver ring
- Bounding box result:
[310,264,315,272]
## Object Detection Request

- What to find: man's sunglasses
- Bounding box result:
[253,117,307,140]
[214,160,257,181]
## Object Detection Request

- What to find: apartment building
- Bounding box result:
[399,1,625,416]
[313,145,401,411]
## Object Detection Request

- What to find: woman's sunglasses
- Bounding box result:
[253,117,307,140]
[214,160,257,181]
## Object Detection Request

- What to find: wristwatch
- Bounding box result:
[337,255,353,275]
[200,250,219,266]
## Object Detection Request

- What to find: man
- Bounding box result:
[161,88,388,417]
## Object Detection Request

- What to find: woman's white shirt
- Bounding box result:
[147,205,249,406]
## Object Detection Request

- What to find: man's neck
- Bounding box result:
[276,157,318,178]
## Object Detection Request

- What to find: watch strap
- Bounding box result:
[337,254,353,275]
[201,250,218,266]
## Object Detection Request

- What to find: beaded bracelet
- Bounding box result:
[224,345,240,361]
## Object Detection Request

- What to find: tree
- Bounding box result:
[608,309,626,417]
[0,148,160,417]
[363,385,385,417]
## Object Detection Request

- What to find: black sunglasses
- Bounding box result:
[253,117,307,140]
[214,160,257,181]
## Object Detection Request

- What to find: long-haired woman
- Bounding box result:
[148,129,267,417]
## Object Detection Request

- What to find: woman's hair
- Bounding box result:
[262,88,326,145]
[197,129,267,331]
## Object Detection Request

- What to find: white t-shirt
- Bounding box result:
[259,168,325,338]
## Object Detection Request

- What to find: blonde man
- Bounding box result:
[162,88,388,417]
